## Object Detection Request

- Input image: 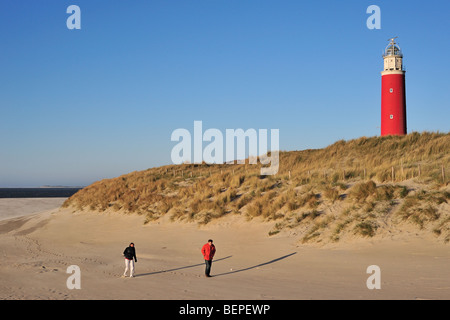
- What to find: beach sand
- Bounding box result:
[0,199,449,300]
[0,198,67,221]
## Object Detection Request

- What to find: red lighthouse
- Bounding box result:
[381,37,407,136]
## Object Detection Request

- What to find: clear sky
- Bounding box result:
[0,0,449,187]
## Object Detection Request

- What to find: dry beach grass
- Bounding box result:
[63,132,450,244]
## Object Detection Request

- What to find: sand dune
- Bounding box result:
[0,200,449,300]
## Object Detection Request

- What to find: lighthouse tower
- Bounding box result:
[381,37,407,136]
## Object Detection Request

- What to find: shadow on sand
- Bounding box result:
[136,252,297,278]
[212,252,297,277]
[136,255,232,277]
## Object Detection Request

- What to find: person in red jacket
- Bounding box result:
[201,239,216,277]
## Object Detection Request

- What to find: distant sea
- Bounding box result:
[0,188,83,198]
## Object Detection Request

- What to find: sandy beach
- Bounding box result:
[0,198,67,221]
[0,198,449,300]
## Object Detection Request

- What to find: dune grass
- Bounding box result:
[63,132,450,243]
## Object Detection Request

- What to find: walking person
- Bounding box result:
[122,242,137,277]
[201,239,216,277]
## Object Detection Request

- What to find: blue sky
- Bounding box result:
[0,0,449,187]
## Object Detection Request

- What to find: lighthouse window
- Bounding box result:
[389,88,393,93]
[390,115,394,119]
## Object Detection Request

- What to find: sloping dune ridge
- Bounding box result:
[63,132,450,245]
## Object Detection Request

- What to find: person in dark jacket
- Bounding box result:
[122,242,137,277]
[201,239,216,277]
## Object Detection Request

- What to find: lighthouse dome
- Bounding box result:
[383,38,403,57]
[385,44,402,56]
